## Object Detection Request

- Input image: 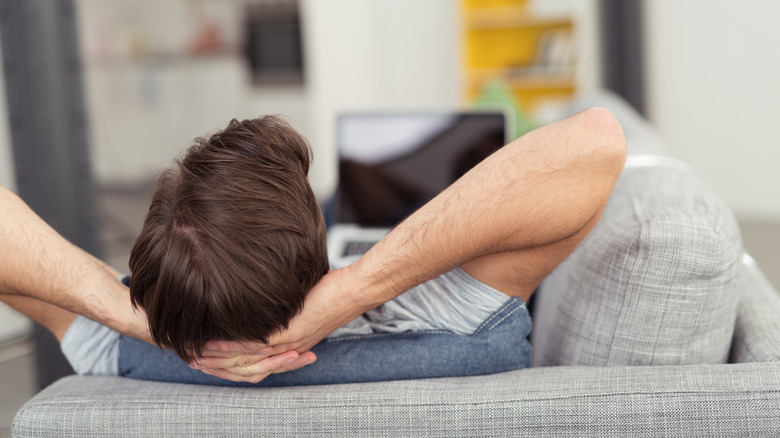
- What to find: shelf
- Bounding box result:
[467,66,576,92]
[503,75,574,89]
[463,6,571,30]
[461,0,577,113]
[83,51,240,68]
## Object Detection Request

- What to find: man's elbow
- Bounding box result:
[580,106,628,181]
[564,107,628,226]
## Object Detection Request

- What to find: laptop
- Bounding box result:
[327,109,511,268]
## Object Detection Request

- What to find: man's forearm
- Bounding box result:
[0,293,78,342]
[0,187,150,342]
[349,107,627,308]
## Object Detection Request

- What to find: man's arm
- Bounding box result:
[0,186,151,343]
[354,106,625,302]
[0,293,77,342]
[194,107,627,382]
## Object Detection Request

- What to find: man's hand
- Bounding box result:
[191,266,371,382]
[192,349,317,384]
[110,284,154,344]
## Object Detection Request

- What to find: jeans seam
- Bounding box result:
[473,298,525,334]
[474,299,514,332]
[324,330,454,343]
[487,305,524,331]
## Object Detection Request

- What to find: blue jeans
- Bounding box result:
[119,297,532,387]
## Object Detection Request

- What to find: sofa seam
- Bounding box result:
[14,388,780,414]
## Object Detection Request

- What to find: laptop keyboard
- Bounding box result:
[342,240,378,257]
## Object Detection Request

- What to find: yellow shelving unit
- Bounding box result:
[461,0,576,113]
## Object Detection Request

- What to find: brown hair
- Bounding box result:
[128,116,329,362]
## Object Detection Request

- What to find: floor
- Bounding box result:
[1,185,779,436]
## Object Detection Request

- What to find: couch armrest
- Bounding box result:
[14,362,780,437]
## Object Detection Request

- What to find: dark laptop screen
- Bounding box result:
[335,111,508,227]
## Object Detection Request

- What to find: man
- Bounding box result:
[0,107,626,384]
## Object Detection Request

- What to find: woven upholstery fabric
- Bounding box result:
[13,362,780,437]
[533,162,743,367]
[730,255,780,363]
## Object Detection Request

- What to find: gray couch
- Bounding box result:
[13,93,780,436]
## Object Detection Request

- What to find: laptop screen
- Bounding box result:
[334,111,508,228]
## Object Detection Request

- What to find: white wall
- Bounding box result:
[644,0,780,221]
[573,0,602,93]
[301,0,462,199]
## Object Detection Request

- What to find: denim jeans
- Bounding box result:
[119,297,532,387]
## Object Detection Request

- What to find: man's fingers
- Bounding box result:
[202,340,273,356]
[197,367,271,384]
[192,352,273,369]
[269,351,316,374]
[195,351,316,383]
[195,350,298,382]
[223,350,314,378]
[198,342,293,360]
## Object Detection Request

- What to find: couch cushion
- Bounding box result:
[532,156,743,366]
[14,363,780,437]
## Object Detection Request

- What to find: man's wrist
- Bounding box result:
[344,254,405,312]
[83,272,152,343]
[110,289,152,343]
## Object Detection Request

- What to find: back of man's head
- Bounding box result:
[129,116,329,362]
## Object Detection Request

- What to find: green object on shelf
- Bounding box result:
[474,79,537,140]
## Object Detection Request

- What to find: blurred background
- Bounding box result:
[1,0,778,433]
